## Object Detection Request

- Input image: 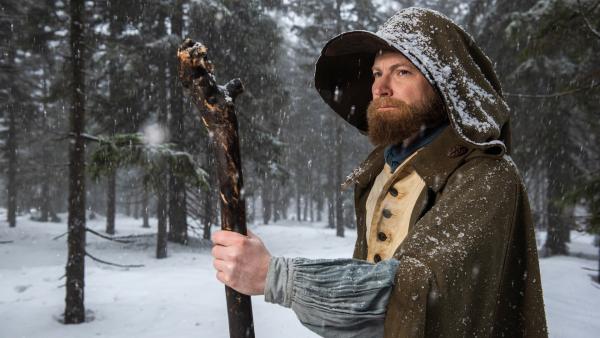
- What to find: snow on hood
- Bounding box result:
[315,7,512,153]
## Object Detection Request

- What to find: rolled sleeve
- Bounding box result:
[264,256,399,338]
[264,256,294,307]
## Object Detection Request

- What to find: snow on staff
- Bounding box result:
[177,38,255,338]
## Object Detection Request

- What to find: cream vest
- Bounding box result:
[365,151,427,263]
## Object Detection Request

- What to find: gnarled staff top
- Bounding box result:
[177,38,244,124]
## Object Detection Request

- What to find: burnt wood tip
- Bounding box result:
[177,38,244,102]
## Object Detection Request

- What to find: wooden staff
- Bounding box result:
[177,38,255,338]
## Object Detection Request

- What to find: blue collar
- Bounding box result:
[384,123,448,172]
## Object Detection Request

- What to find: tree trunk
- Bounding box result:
[153,6,167,238]
[124,193,131,217]
[167,0,188,245]
[309,196,314,222]
[334,120,344,237]
[40,179,50,222]
[328,195,334,228]
[39,68,52,224]
[308,171,314,222]
[262,184,271,224]
[543,172,568,256]
[146,0,167,249]
[296,187,301,222]
[141,184,150,228]
[168,169,188,243]
[333,0,345,237]
[133,192,140,220]
[106,170,116,235]
[327,120,335,229]
[249,195,256,224]
[281,193,288,220]
[561,204,572,243]
[316,184,323,222]
[272,184,280,222]
[203,138,213,239]
[64,0,86,324]
[203,188,212,240]
[6,96,17,228]
[303,194,308,222]
[156,185,168,259]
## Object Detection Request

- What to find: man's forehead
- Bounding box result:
[372,50,414,68]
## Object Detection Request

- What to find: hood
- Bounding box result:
[314,7,512,154]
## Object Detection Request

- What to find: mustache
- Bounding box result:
[368,97,409,110]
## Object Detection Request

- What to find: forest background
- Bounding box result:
[0,0,599,324]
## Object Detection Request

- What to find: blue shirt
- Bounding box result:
[384,123,448,172]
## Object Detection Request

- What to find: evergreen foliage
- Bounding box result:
[89,133,209,192]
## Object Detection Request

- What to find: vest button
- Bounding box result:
[377,232,387,241]
[389,187,398,197]
[374,254,382,263]
[382,208,392,218]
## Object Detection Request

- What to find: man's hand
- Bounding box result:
[211,229,271,296]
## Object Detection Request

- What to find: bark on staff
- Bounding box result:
[177,38,255,338]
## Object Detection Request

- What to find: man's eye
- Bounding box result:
[396,69,410,76]
[372,72,381,78]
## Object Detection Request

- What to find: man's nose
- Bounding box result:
[373,79,392,98]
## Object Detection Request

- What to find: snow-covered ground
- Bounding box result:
[1,211,598,338]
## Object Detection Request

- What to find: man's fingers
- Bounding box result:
[215,262,240,289]
[211,230,247,246]
[216,270,229,285]
[212,245,242,265]
[211,244,225,260]
[211,229,262,247]
[213,258,230,273]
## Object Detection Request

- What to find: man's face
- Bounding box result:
[367,51,444,146]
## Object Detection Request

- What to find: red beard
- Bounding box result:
[366,95,445,146]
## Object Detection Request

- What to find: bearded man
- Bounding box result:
[211,7,548,338]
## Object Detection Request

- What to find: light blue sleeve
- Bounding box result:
[264,257,399,338]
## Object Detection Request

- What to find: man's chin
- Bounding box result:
[367,130,412,147]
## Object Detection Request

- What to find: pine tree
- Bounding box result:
[168,0,189,244]
[64,0,87,324]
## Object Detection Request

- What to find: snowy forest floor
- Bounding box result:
[1,210,599,338]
